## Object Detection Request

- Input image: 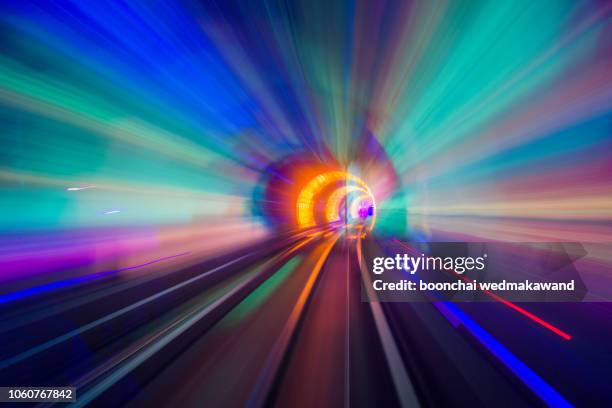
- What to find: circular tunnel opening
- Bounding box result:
[251,156,376,235]
[296,171,376,234]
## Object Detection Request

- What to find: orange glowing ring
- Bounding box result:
[296,171,376,232]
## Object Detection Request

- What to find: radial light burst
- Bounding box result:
[0,0,611,407]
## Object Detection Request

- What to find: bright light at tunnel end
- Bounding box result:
[296,171,376,236]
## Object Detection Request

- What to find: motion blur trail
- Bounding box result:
[1,0,612,406]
